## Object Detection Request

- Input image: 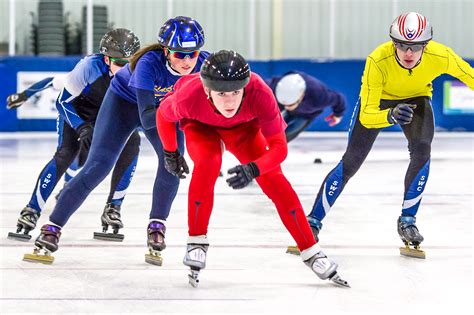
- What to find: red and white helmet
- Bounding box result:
[389,12,433,43]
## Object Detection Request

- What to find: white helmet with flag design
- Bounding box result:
[389,12,433,44]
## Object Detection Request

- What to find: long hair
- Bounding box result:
[130,43,165,72]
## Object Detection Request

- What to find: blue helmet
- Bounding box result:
[157,16,205,52]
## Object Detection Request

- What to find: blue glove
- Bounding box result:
[226,162,260,189]
[388,103,417,125]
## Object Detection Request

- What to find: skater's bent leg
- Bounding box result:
[107,130,141,206]
[64,157,80,183]
[256,169,316,251]
[184,122,222,236]
[144,126,184,221]
[285,115,313,143]
[400,97,434,217]
[27,119,79,212]
[220,122,315,250]
[309,116,380,221]
[49,91,139,227]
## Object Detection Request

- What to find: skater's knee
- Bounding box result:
[193,155,221,177]
[157,169,180,187]
[409,140,431,162]
[80,158,113,187]
[341,154,364,179]
[54,146,78,165]
[125,132,141,155]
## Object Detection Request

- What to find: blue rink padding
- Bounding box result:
[0,56,473,132]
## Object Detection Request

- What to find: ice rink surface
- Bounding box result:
[0,132,472,314]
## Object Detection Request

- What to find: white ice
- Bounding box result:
[0,132,472,314]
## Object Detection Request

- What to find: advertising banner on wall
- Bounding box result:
[443,81,474,115]
[16,72,67,119]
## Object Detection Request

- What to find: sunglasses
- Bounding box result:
[168,49,200,59]
[393,41,426,52]
[110,57,129,67]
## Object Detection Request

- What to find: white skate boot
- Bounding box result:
[183,235,209,288]
[301,244,350,287]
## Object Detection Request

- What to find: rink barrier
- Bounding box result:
[0,57,472,131]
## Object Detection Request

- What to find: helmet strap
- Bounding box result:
[103,56,115,77]
[165,59,184,76]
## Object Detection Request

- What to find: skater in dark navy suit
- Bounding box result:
[267,71,346,142]
[24,16,209,266]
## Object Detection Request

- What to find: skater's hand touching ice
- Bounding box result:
[164,150,189,179]
[226,162,260,189]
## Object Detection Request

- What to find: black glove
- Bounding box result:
[226,162,260,189]
[164,150,189,179]
[387,103,417,125]
[6,91,27,110]
[77,122,94,152]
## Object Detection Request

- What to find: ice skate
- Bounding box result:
[144,221,166,266]
[93,203,124,241]
[7,206,40,241]
[23,224,61,264]
[287,217,322,255]
[302,245,350,288]
[183,236,209,288]
[398,216,425,259]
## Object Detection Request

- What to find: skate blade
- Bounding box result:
[145,253,163,266]
[7,232,32,241]
[399,246,426,259]
[331,274,350,288]
[286,245,301,256]
[93,232,124,242]
[188,275,199,288]
[188,271,200,288]
[23,253,54,264]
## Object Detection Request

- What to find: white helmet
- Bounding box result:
[275,73,306,105]
[389,12,432,43]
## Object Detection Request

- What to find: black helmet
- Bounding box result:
[157,16,205,52]
[200,50,251,92]
[99,28,141,58]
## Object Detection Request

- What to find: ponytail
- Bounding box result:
[130,43,165,72]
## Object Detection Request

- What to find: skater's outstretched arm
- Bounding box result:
[6,76,62,109]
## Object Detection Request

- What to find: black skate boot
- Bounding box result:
[8,206,40,241]
[183,235,209,288]
[23,224,61,264]
[286,216,322,255]
[93,203,124,241]
[398,215,425,259]
[144,221,166,266]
